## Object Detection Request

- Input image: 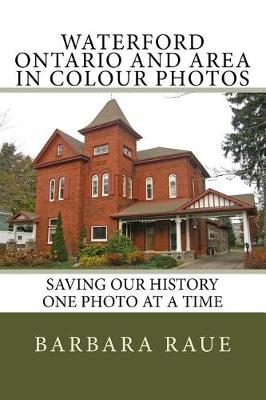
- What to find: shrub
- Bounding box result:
[106,231,136,256]
[0,249,50,266]
[80,243,106,258]
[127,251,145,265]
[51,212,68,262]
[149,255,177,269]
[106,253,125,265]
[79,255,106,268]
[245,248,266,269]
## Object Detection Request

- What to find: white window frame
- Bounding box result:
[58,177,65,200]
[57,144,64,156]
[94,144,109,156]
[169,174,177,199]
[102,173,109,197]
[146,177,153,200]
[47,218,58,244]
[91,225,108,242]
[123,146,132,158]
[128,177,133,199]
[92,175,99,198]
[122,174,127,197]
[49,179,55,202]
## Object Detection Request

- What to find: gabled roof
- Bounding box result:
[7,210,38,224]
[79,99,142,139]
[178,188,256,214]
[136,147,189,160]
[231,193,255,206]
[112,198,190,218]
[33,129,86,166]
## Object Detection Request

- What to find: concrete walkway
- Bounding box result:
[180,251,245,269]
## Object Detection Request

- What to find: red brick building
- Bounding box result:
[31,99,256,256]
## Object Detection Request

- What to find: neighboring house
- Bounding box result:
[207,220,229,253]
[29,99,256,256]
[7,210,37,247]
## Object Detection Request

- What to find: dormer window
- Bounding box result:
[94,144,108,156]
[123,146,132,158]
[57,144,63,156]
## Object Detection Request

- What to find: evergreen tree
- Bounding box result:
[222,93,265,190]
[222,93,266,246]
[79,225,87,252]
[51,212,68,262]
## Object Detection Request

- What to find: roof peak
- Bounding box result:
[78,99,142,139]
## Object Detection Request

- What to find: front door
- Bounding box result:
[145,224,155,251]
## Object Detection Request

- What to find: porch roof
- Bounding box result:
[7,210,38,224]
[112,198,190,219]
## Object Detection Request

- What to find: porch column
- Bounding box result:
[118,219,123,233]
[186,218,191,252]
[242,211,252,252]
[32,223,37,242]
[13,224,17,241]
[176,217,182,253]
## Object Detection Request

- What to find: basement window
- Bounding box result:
[91,226,107,242]
[94,144,109,156]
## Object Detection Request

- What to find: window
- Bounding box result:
[128,177,133,199]
[146,177,153,200]
[48,218,58,244]
[91,226,107,242]
[57,144,63,156]
[58,177,65,200]
[123,146,132,158]
[92,175,99,197]
[102,173,109,196]
[49,179,55,202]
[169,174,177,198]
[94,144,108,156]
[122,174,126,197]
[208,226,216,239]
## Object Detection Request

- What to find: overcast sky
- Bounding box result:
[0,92,254,196]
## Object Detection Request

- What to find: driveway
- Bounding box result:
[180,251,245,269]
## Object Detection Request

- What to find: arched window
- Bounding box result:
[122,174,126,197]
[58,177,65,200]
[92,175,98,197]
[146,177,153,200]
[169,174,177,198]
[49,179,55,202]
[102,173,109,196]
[128,177,133,199]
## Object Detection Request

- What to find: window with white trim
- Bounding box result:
[102,173,109,196]
[122,174,126,197]
[146,177,153,200]
[123,146,132,158]
[92,175,99,197]
[48,218,58,244]
[57,144,63,156]
[169,174,177,198]
[58,177,65,200]
[49,179,55,202]
[128,177,133,199]
[94,144,108,156]
[91,226,107,242]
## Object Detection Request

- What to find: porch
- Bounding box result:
[6,211,38,248]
